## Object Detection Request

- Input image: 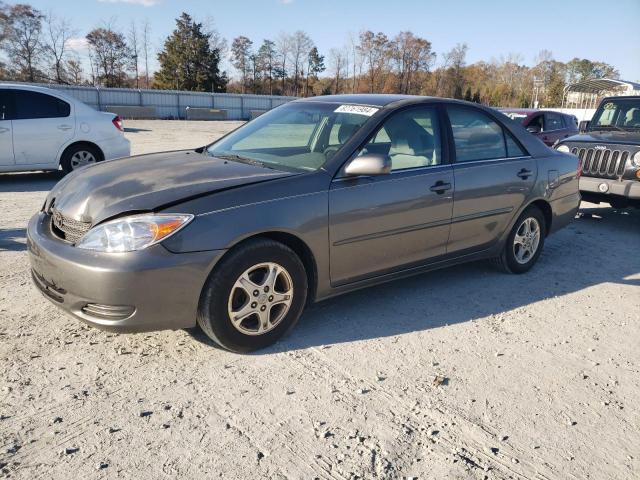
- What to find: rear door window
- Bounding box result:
[13,90,71,120]
[447,106,507,162]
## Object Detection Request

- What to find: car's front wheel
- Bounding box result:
[493,205,546,274]
[197,239,308,352]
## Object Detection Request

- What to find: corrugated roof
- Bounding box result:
[566,78,640,94]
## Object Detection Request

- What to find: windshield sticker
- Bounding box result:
[504,113,527,120]
[334,105,379,116]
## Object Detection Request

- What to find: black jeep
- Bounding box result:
[555,96,640,209]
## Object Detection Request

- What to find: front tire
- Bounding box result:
[493,205,546,274]
[197,239,308,352]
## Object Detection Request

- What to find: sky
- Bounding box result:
[18,0,640,81]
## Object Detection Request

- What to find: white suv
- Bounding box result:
[0,84,131,173]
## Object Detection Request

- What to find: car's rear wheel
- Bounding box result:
[493,205,546,274]
[61,143,102,173]
[197,239,308,352]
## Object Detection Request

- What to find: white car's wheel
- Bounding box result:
[61,144,102,173]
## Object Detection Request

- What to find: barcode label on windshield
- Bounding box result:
[334,105,379,116]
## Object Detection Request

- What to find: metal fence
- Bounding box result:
[2,82,297,120]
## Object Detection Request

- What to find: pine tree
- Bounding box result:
[305,46,325,96]
[155,13,226,92]
[546,65,566,107]
[231,36,253,93]
[257,40,276,95]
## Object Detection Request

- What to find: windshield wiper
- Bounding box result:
[213,153,279,170]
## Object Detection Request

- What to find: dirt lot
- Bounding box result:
[1,120,639,479]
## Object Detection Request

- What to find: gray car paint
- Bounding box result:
[28,95,581,333]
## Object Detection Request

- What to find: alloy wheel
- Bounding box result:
[513,217,541,265]
[227,262,294,336]
[70,150,97,169]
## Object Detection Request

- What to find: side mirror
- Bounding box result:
[526,125,542,134]
[579,120,590,133]
[344,153,391,177]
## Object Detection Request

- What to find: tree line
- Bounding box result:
[0,2,621,107]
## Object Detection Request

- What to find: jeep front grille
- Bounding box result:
[50,209,91,243]
[573,147,629,179]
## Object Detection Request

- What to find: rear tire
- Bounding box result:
[60,143,102,173]
[197,239,308,353]
[493,205,546,274]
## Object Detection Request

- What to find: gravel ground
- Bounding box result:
[1,120,639,479]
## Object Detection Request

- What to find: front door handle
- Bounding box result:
[517,168,533,179]
[429,181,452,194]
[57,124,72,131]
[0,127,9,133]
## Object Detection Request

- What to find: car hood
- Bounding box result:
[46,150,296,225]
[564,130,640,146]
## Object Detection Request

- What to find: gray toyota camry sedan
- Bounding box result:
[28,95,581,352]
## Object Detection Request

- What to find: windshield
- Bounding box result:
[590,99,640,131]
[206,102,377,171]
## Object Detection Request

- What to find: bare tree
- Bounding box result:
[5,4,45,82]
[390,31,435,94]
[357,31,390,93]
[289,30,312,96]
[141,19,151,87]
[276,32,292,94]
[347,32,362,93]
[329,47,347,94]
[203,16,227,57]
[0,2,9,46]
[437,43,468,98]
[128,21,139,88]
[66,55,83,84]
[86,24,130,87]
[44,12,75,83]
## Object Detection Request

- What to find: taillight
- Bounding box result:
[112,115,123,132]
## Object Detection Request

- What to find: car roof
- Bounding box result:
[499,108,537,114]
[1,82,57,92]
[0,82,77,101]
[600,95,640,102]
[295,94,428,107]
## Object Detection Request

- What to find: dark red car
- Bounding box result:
[499,109,578,146]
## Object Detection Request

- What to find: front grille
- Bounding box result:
[50,209,91,243]
[573,146,630,179]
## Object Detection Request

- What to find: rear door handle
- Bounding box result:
[429,181,452,194]
[517,168,533,179]
[57,124,72,131]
